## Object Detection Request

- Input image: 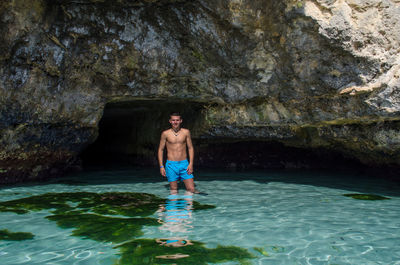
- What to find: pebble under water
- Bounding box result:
[0,168,399,265]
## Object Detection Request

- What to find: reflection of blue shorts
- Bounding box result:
[165,160,193,182]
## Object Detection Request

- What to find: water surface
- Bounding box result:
[0,168,399,264]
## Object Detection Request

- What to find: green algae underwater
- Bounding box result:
[0,229,34,241]
[343,193,391,200]
[0,192,255,264]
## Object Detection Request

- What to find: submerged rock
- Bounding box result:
[115,239,255,265]
[0,191,214,215]
[343,193,390,200]
[47,213,160,243]
[0,192,215,240]
[0,229,34,241]
[1,0,400,183]
[0,191,252,264]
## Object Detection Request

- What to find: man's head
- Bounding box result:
[169,112,182,129]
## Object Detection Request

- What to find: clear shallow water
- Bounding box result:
[0,168,400,265]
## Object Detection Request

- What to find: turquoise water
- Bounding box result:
[0,168,399,264]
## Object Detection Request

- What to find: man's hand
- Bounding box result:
[187,164,193,175]
[160,167,166,177]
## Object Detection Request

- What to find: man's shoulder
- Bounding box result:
[182,128,190,133]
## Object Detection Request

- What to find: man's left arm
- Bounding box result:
[186,130,194,175]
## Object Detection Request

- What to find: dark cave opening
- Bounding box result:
[80,99,207,167]
[80,99,374,175]
[194,139,369,171]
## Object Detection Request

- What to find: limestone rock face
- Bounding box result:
[1,0,399,183]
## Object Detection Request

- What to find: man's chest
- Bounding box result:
[166,134,186,144]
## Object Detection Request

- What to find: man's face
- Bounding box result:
[169,116,182,129]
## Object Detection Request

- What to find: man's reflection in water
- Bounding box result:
[157,191,194,247]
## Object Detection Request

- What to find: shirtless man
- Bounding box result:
[158,112,195,193]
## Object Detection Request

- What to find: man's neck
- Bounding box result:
[172,127,181,133]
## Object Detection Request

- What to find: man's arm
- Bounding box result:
[186,130,194,175]
[158,131,167,177]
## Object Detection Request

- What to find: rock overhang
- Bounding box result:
[1,0,400,183]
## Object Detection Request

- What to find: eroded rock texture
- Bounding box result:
[1,0,400,183]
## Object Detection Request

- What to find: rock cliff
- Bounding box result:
[1,0,399,183]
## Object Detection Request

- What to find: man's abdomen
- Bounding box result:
[166,144,187,161]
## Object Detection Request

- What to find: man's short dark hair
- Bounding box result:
[170,112,181,119]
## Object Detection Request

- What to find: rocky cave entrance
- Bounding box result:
[80,99,207,168]
[80,99,366,173]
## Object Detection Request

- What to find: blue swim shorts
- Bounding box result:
[165,160,193,182]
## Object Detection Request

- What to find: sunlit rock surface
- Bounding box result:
[1,0,400,183]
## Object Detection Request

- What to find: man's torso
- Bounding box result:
[165,128,188,161]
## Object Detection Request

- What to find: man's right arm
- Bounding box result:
[158,131,167,177]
